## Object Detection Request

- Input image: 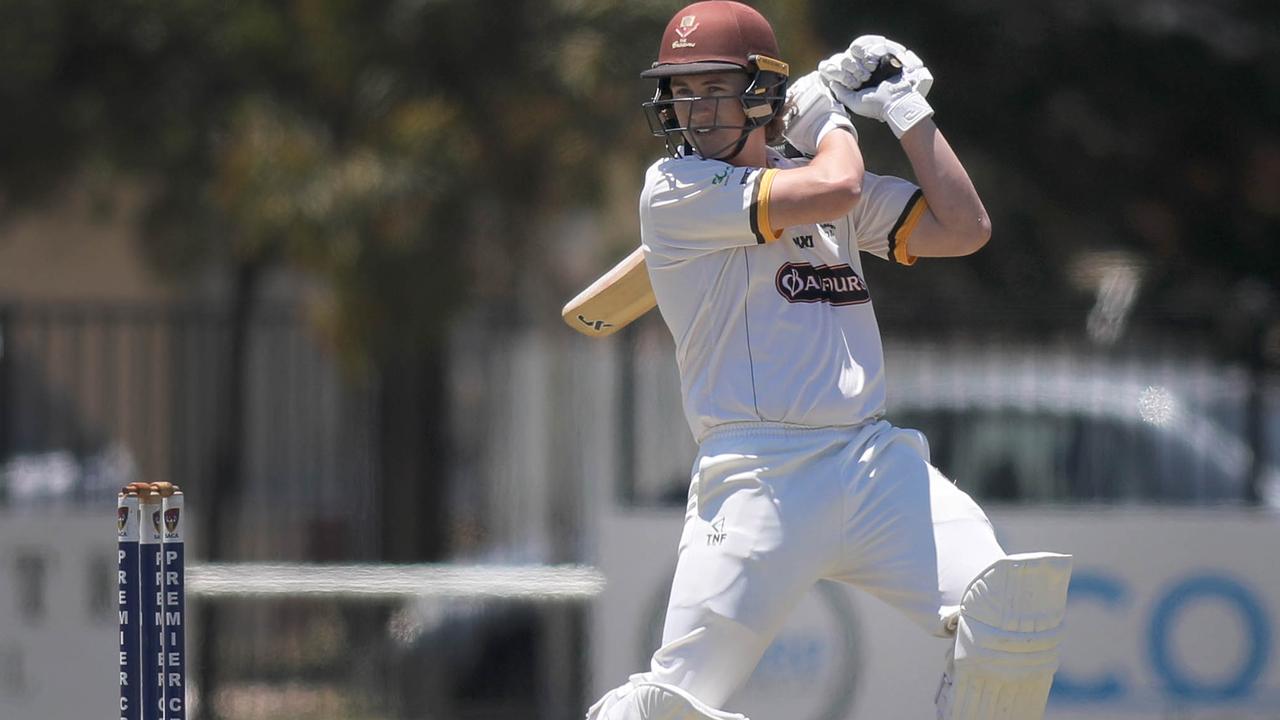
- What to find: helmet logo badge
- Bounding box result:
[672,15,698,48]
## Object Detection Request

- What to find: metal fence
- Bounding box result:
[3,301,1274,550]
[606,312,1280,510]
[0,302,595,720]
[1,300,1276,719]
[0,302,381,558]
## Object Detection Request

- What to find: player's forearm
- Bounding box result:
[898,119,991,253]
[769,129,864,229]
[805,128,865,201]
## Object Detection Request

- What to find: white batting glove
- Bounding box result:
[782,71,857,157]
[832,68,934,138]
[820,36,932,94]
[819,35,935,139]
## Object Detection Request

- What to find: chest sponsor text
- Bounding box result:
[775,262,871,306]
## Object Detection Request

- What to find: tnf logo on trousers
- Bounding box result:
[707,518,727,546]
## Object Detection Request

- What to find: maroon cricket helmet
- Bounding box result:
[641,1,782,78]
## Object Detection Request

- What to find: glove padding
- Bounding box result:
[782,71,857,158]
[818,35,932,98]
[833,70,933,138]
[819,35,935,139]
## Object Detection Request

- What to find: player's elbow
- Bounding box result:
[953,215,992,255]
[972,215,993,252]
[967,213,988,253]
[817,171,862,218]
[837,172,863,208]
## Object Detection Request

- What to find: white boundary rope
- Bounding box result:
[187,563,606,600]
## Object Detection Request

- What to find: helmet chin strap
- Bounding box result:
[689,125,754,162]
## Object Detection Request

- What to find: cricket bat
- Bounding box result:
[561,247,657,337]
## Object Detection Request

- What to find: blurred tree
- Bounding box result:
[809,0,1280,340]
[0,3,694,716]
[1,0,1276,715]
[0,0,656,553]
[0,0,1274,537]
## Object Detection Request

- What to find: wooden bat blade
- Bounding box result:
[561,247,657,337]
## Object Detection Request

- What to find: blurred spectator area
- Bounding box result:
[0,301,380,561]
[612,311,1280,511]
[3,296,1276,534]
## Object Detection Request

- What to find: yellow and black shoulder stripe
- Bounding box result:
[887,189,927,265]
[749,168,783,245]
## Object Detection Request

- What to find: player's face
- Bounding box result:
[668,72,749,159]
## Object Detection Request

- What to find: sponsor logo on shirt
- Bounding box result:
[775,262,871,306]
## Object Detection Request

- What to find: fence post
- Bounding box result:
[0,303,10,469]
[616,325,637,506]
[1246,320,1273,506]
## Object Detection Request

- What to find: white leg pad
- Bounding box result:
[936,552,1073,720]
[586,674,749,720]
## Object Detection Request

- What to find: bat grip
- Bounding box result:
[854,55,904,90]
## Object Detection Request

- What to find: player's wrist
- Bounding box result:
[885,91,933,138]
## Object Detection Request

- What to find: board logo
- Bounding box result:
[577,314,613,333]
[117,506,129,532]
[164,507,181,533]
[775,262,870,306]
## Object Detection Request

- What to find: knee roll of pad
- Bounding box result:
[937,552,1073,720]
[587,674,749,720]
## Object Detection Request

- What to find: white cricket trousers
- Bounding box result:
[649,420,1006,709]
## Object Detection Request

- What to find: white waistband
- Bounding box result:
[698,418,882,444]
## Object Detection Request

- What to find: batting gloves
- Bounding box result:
[782,71,857,158]
[820,35,935,139]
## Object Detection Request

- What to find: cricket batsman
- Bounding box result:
[585,2,1072,719]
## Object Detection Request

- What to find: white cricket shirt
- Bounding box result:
[640,148,927,441]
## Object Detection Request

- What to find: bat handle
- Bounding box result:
[854,54,904,91]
